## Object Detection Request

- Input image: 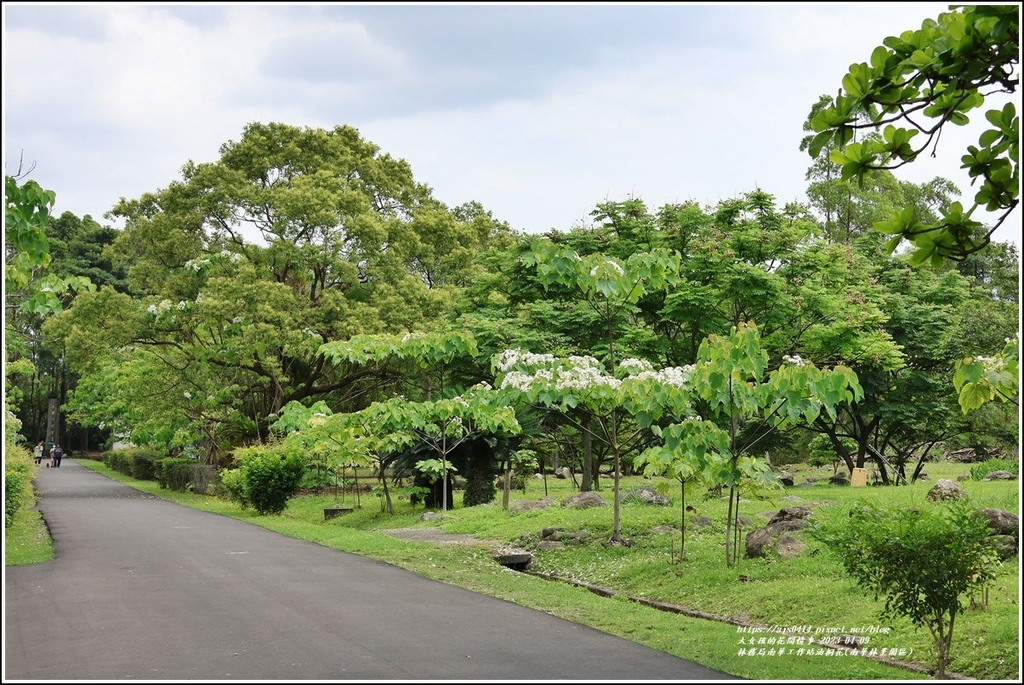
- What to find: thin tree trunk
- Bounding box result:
[582,414,593,492]
[725,485,735,567]
[679,477,687,563]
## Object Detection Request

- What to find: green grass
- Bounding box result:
[4,507,54,566]
[10,457,1020,680]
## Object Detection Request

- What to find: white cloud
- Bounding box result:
[3,2,1018,250]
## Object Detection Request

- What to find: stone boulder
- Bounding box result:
[619,486,670,506]
[982,470,1018,481]
[493,548,533,570]
[562,491,609,509]
[745,506,813,558]
[973,508,1019,559]
[508,497,557,513]
[926,479,965,502]
[828,472,850,486]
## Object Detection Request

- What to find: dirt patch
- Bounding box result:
[381,527,483,545]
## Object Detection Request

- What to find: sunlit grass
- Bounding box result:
[4,507,54,566]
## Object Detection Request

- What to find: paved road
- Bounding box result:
[5,459,739,681]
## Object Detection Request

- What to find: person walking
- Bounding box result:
[53,444,64,468]
[34,442,44,465]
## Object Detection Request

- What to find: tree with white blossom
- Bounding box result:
[953,335,1019,414]
[516,239,682,542]
[494,348,693,544]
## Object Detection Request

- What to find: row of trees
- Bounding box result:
[7,143,1016,472]
[5,7,1017,550]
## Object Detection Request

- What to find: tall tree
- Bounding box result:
[49,122,511,459]
[5,175,94,446]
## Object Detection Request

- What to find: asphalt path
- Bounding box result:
[5,458,739,682]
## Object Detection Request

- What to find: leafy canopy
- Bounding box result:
[808,5,1018,265]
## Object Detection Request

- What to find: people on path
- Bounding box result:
[53,444,64,468]
[34,442,44,465]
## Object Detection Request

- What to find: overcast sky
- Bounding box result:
[3,2,1019,248]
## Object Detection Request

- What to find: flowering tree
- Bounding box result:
[318,330,511,510]
[517,239,681,541]
[953,335,1019,414]
[494,349,693,543]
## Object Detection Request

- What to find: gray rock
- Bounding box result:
[776,534,807,559]
[974,508,1019,558]
[926,479,965,502]
[493,549,533,570]
[562,491,609,509]
[509,497,556,513]
[620,486,670,506]
[829,473,849,486]
[745,507,813,558]
[983,470,1018,481]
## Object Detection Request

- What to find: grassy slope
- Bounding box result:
[9,457,1020,680]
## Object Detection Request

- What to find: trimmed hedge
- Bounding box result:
[102,447,162,480]
[156,458,196,492]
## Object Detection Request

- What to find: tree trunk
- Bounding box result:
[581,414,593,492]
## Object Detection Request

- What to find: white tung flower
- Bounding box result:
[620,358,654,374]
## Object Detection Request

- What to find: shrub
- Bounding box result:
[810,500,999,679]
[219,468,249,508]
[127,448,162,481]
[970,457,1019,481]
[230,445,307,515]
[101,447,160,478]
[4,442,33,529]
[157,458,197,492]
[103,450,131,475]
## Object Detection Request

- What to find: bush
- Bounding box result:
[102,447,169,482]
[157,458,197,492]
[4,443,33,529]
[970,457,1019,481]
[219,468,249,508]
[811,500,999,679]
[229,445,307,515]
[127,448,162,481]
[103,450,131,475]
